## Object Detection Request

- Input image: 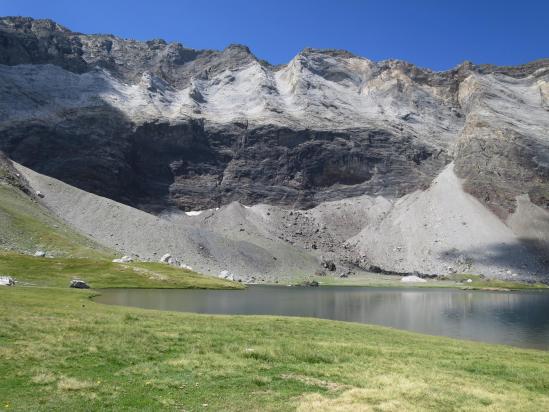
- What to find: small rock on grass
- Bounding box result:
[219,270,235,281]
[112,255,133,263]
[69,279,90,289]
[0,276,15,286]
[159,253,172,263]
[159,253,178,265]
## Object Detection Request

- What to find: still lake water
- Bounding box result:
[95,286,549,349]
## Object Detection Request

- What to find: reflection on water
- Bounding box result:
[94,286,549,349]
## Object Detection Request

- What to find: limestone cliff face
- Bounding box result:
[0,16,547,215]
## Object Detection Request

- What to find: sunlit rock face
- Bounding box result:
[0,16,547,216]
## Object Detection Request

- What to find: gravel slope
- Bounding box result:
[350,163,549,278]
[15,163,319,281]
[15,162,549,281]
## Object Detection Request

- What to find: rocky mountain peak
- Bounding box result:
[0,16,546,220]
[299,48,358,59]
[0,16,73,34]
[224,43,253,54]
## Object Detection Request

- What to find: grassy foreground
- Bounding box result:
[1,287,548,411]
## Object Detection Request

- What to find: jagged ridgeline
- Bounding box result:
[0,16,548,279]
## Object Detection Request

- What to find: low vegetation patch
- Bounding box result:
[1,287,548,411]
[311,272,548,291]
[0,253,241,289]
[460,278,548,290]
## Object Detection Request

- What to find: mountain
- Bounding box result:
[0,16,548,279]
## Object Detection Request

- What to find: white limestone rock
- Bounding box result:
[401,275,427,283]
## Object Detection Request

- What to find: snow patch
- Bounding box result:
[185,210,203,216]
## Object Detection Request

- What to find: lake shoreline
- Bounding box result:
[94,285,549,350]
[2,286,549,411]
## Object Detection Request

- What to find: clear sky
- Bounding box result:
[2,0,548,70]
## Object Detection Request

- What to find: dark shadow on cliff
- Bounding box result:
[439,235,549,278]
[0,101,204,213]
[0,97,452,214]
[0,99,241,213]
[0,104,138,206]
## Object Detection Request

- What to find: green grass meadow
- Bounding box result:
[1,285,548,411]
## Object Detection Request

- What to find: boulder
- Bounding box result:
[34,251,46,257]
[218,270,234,281]
[0,276,15,286]
[401,275,427,283]
[321,259,336,271]
[69,279,90,289]
[112,255,133,263]
[301,280,319,287]
[160,253,173,264]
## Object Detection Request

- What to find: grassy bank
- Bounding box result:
[1,287,548,411]
[304,272,549,291]
[0,253,241,289]
[0,186,110,258]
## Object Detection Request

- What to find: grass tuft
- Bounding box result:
[31,372,57,386]
[57,377,97,392]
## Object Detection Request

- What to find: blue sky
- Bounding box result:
[2,0,548,70]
